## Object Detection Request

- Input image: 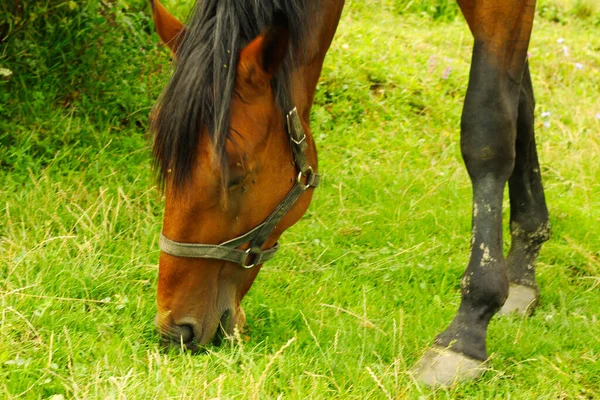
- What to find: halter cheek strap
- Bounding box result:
[159,107,319,268]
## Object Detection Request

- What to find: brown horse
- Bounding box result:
[151,0,549,387]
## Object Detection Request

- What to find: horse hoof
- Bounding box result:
[410,346,487,387]
[498,283,538,316]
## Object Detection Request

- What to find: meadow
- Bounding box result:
[1,0,599,398]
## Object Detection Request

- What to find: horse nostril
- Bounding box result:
[172,323,194,344]
[157,321,195,346]
[155,313,202,350]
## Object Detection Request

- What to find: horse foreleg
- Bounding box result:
[412,0,537,386]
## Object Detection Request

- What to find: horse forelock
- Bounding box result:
[152,0,318,190]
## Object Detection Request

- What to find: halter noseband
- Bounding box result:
[159,107,319,268]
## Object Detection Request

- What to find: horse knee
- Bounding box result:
[461,98,517,183]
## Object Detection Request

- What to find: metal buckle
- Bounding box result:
[291,132,306,145]
[287,107,306,145]
[242,247,260,269]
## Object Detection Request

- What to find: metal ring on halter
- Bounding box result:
[296,166,313,189]
[242,247,258,269]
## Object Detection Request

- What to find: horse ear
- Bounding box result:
[237,11,290,90]
[151,0,185,53]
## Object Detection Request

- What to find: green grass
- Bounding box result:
[1,0,599,398]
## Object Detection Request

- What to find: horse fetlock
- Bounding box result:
[506,246,539,287]
[434,310,490,361]
[464,255,509,311]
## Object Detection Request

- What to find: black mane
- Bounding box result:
[153,0,316,188]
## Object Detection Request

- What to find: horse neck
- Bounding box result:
[292,0,345,124]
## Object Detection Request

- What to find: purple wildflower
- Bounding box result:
[442,66,451,80]
[428,55,437,74]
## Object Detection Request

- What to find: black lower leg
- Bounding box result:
[435,43,520,361]
[506,63,550,288]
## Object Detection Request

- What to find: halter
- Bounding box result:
[159,107,320,268]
